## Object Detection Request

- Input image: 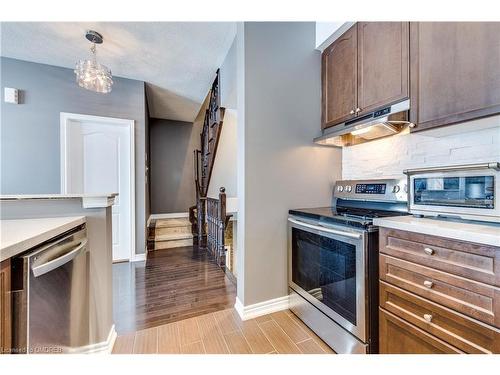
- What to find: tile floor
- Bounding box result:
[112,308,335,354]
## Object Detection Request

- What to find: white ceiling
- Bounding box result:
[0,22,236,121]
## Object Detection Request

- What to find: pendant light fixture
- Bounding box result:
[74,30,113,93]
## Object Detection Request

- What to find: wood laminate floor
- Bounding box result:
[112,308,335,354]
[113,246,237,334]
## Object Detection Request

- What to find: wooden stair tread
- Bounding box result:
[155,218,191,228]
[154,238,193,250]
[155,233,194,242]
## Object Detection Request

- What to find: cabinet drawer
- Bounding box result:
[380,228,500,287]
[379,308,463,354]
[380,254,500,328]
[380,281,500,353]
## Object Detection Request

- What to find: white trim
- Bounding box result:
[60,112,136,262]
[67,325,117,354]
[149,212,189,220]
[131,253,146,262]
[82,194,117,209]
[234,295,289,321]
[315,22,356,52]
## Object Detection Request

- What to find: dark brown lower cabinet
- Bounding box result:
[0,259,12,354]
[380,282,500,354]
[379,309,463,354]
[379,254,500,328]
[379,227,500,354]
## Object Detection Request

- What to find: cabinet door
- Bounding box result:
[410,22,500,132]
[357,22,409,115]
[322,25,357,129]
[0,259,11,354]
[379,308,463,354]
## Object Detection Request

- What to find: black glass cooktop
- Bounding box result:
[289,206,405,229]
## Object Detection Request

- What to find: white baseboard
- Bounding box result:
[149,212,189,220]
[68,325,117,354]
[234,295,289,321]
[131,253,146,262]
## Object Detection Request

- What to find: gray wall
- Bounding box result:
[220,37,237,110]
[0,57,148,254]
[149,118,201,213]
[236,22,342,306]
[206,108,237,199]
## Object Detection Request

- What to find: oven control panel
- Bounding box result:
[355,183,386,194]
[334,179,407,202]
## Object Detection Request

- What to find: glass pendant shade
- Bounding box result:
[75,42,113,93]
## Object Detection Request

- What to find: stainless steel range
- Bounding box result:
[288,178,408,354]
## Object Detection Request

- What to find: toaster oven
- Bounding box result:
[404,162,500,223]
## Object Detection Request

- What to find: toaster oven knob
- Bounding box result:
[345,185,352,192]
[392,185,400,193]
[337,185,344,192]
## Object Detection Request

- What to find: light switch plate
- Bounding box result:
[4,87,19,104]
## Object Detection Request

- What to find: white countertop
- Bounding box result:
[373,215,500,247]
[0,216,86,262]
[0,193,117,208]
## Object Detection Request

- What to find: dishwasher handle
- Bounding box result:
[32,239,88,278]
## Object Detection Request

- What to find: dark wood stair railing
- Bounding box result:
[206,187,232,268]
[190,69,228,260]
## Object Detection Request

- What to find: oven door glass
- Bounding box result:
[413,175,494,209]
[289,220,365,340]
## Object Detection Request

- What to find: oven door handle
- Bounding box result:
[288,218,362,239]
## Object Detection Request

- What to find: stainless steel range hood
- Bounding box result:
[314,99,414,147]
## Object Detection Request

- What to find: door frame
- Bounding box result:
[60,112,136,261]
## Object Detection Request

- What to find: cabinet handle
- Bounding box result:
[424,247,434,255]
[349,109,355,115]
[423,314,433,323]
[355,108,361,113]
[423,280,434,289]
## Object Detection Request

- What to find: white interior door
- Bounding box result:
[62,114,134,262]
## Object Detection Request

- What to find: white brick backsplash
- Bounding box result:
[342,115,500,180]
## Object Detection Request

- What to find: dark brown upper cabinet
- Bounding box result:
[357,22,409,116]
[410,22,500,132]
[322,25,357,129]
[321,25,357,129]
[322,22,409,130]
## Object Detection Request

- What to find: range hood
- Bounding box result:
[314,99,414,147]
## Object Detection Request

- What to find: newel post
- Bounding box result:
[218,187,226,266]
[198,194,207,250]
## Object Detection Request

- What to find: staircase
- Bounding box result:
[148,217,193,251]
[147,70,225,254]
[190,69,226,250]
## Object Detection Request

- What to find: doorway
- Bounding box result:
[60,112,135,262]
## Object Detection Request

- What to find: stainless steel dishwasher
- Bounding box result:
[12,224,89,354]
